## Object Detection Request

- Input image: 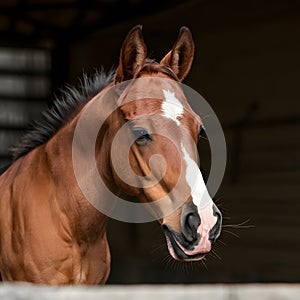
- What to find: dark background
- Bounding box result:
[0,0,299,284]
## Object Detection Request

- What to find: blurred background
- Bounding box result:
[0,0,299,284]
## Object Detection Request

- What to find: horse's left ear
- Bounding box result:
[115,25,147,83]
[160,27,194,82]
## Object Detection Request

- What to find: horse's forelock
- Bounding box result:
[139,60,179,81]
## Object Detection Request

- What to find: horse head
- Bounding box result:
[103,26,222,262]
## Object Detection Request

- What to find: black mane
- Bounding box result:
[11,69,115,161]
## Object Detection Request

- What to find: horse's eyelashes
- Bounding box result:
[132,128,153,145]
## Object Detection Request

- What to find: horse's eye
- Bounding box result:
[132,128,152,145]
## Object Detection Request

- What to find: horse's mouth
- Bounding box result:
[163,227,207,262]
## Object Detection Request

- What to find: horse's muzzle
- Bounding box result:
[163,202,222,261]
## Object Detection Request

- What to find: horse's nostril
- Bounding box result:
[181,205,200,242]
[188,214,200,240]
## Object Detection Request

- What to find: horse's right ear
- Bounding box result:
[160,27,194,82]
[115,25,147,84]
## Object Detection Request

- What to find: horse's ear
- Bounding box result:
[160,27,194,82]
[115,25,147,83]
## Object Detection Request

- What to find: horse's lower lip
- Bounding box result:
[164,227,206,261]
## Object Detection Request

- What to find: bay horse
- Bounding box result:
[0,26,222,284]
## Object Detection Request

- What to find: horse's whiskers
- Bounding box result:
[213,196,224,204]
[216,239,227,246]
[222,230,241,238]
[211,249,222,261]
[222,219,254,229]
[200,258,208,271]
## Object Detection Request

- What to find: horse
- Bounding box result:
[0,25,222,284]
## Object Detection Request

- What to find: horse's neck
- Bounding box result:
[43,91,121,243]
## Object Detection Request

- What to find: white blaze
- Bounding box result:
[162,89,183,125]
[161,89,212,209]
[181,143,213,210]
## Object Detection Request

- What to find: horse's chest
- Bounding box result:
[73,237,111,284]
[73,256,110,284]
